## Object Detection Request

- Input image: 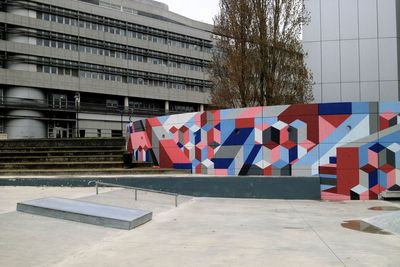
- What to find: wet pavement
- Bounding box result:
[368,206,400,211]
[1,187,400,267]
[341,220,392,235]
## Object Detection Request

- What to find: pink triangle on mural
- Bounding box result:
[319,116,337,142]
[321,115,350,128]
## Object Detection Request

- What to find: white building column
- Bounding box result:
[124,96,129,110]
[165,100,170,113]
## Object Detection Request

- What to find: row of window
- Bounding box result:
[37,65,207,92]
[128,101,161,111]
[37,12,212,53]
[35,38,204,72]
[170,104,196,113]
[10,55,210,88]
[34,29,207,66]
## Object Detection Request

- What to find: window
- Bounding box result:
[106,99,119,108]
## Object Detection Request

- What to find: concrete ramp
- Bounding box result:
[17,197,152,230]
[364,211,400,235]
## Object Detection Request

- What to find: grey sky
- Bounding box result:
[156,0,219,25]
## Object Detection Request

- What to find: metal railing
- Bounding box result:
[0,97,166,116]
[88,180,179,207]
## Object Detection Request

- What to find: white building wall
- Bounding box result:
[303,0,400,103]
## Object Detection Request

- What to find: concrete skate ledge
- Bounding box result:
[17,197,152,230]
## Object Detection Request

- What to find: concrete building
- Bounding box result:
[0,0,213,139]
[303,0,400,103]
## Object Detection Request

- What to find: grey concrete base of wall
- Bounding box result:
[2,176,321,200]
[17,197,152,230]
[380,190,400,200]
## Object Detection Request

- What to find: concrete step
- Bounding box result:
[17,197,152,230]
[0,161,124,170]
[129,161,154,168]
[0,168,190,176]
[0,155,123,163]
[380,190,400,199]
[0,150,125,157]
[0,146,125,152]
[0,137,126,149]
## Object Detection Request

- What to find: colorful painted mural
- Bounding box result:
[128,102,400,200]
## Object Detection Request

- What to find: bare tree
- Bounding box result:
[210,0,313,108]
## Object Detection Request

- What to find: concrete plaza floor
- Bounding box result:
[0,186,399,267]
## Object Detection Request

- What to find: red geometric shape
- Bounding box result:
[183,147,190,158]
[265,141,279,150]
[207,146,215,159]
[336,147,359,196]
[281,140,296,149]
[147,117,162,127]
[235,118,254,128]
[195,164,202,174]
[129,132,151,151]
[263,165,272,175]
[368,190,379,200]
[196,142,207,150]
[320,114,350,128]
[370,184,385,195]
[211,110,221,127]
[361,164,376,174]
[195,146,202,161]
[169,126,178,133]
[379,112,396,130]
[278,103,319,144]
[237,106,262,119]
[367,149,379,168]
[200,112,208,127]
[319,116,337,142]
[380,164,395,173]
[159,139,190,168]
[319,164,337,175]
[255,123,269,131]
[279,125,289,144]
[300,140,316,152]
[387,169,396,188]
[179,125,189,133]
[207,129,216,145]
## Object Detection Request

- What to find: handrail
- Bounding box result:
[88,180,179,207]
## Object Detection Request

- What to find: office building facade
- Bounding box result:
[0,0,213,139]
[303,0,400,103]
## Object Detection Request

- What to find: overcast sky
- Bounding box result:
[156,0,219,25]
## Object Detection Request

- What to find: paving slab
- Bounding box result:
[17,197,152,230]
[1,187,400,267]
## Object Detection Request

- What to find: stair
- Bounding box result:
[0,138,190,176]
[0,139,126,169]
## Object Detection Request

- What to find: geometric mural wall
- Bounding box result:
[128,102,400,200]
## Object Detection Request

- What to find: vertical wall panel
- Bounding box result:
[359,39,379,82]
[321,41,340,83]
[339,0,358,39]
[341,40,359,82]
[359,0,378,39]
[303,0,321,42]
[321,0,340,40]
